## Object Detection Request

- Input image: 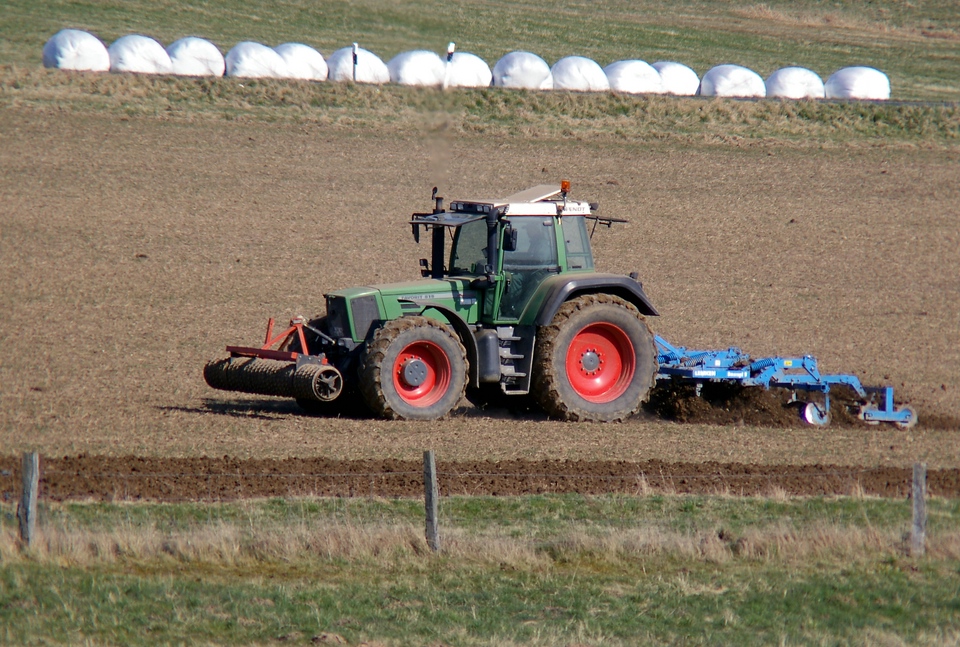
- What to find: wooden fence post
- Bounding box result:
[423,450,440,552]
[912,462,926,557]
[17,452,39,548]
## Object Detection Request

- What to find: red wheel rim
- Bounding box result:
[565,322,636,403]
[392,340,452,407]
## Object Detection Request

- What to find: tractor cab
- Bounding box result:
[410,183,606,323]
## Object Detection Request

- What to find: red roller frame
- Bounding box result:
[226,318,325,363]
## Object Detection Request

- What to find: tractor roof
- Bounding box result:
[449,184,591,217]
[411,184,595,230]
[502,184,565,204]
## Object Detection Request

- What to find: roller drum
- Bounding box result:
[204,357,341,403]
[293,364,344,402]
[204,357,299,398]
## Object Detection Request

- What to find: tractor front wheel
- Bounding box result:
[532,294,657,422]
[360,317,467,420]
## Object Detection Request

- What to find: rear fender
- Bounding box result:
[530,274,659,326]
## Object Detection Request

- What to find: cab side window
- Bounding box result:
[499,217,558,319]
[450,219,488,275]
[503,217,558,270]
[561,216,594,271]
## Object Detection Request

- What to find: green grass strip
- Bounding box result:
[2,494,959,645]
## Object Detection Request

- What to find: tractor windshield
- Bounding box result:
[449,218,488,276]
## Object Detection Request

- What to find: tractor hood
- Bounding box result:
[325,278,482,343]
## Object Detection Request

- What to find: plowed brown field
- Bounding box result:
[1,107,959,491]
[2,455,959,501]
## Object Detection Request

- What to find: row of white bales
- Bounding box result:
[43,28,892,100]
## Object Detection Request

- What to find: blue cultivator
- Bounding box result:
[654,336,917,428]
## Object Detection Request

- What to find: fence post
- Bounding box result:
[423,450,440,552]
[17,452,39,548]
[911,462,927,557]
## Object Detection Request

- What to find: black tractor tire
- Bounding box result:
[531,294,658,422]
[360,316,467,421]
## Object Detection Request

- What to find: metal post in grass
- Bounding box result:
[351,43,359,83]
[912,462,927,557]
[423,450,440,552]
[17,452,39,548]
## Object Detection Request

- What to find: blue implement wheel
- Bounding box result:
[802,402,831,426]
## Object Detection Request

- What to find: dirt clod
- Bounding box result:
[645,382,803,427]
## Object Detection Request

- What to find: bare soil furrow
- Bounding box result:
[1,456,956,501]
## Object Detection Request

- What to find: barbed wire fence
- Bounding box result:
[3,451,934,556]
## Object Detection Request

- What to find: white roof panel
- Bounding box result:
[503,184,562,203]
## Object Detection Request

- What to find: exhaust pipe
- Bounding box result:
[204,357,343,402]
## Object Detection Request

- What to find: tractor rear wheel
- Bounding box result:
[532,294,657,422]
[360,316,467,420]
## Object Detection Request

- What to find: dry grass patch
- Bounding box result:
[2,67,959,148]
[736,3,959,39]
[2,495,957,569]
[2,494,958,646]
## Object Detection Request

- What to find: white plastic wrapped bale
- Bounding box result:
[651,61,699,96]
[699,64,766,98]
[492,52,553,90]
[108,35,172,74]
[765,67,824,99]
[443,52,492,88]
[603,60,663,94]
[824,67,890,100]
[167,37,224,77]
[274,43,327,81]
[326,46,390,84]
[551,56,609,92]
[225,42,290,78]
[387,50,445,86]
[43,29,110,72]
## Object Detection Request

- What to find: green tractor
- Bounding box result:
[204,183,660,421]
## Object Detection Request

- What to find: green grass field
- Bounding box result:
[2,0,958,101]
[3,495,960,645]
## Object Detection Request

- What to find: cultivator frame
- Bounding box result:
[654,336,917,428]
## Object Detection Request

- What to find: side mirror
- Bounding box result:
[503,226,518,252]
